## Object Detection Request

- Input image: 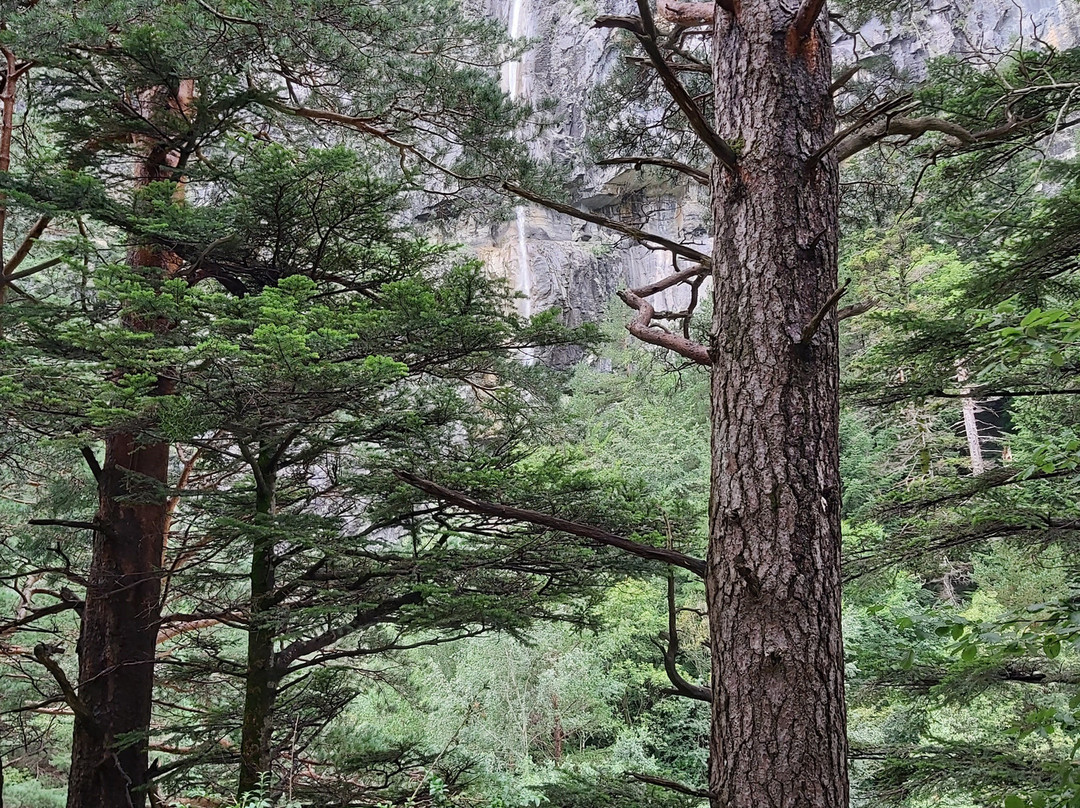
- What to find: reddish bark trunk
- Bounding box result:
[67,81,193,808]
[707,3,849,807]
[0,46,19,316]
[67,433,171,808]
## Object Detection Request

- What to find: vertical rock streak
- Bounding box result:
[502,0,537,365]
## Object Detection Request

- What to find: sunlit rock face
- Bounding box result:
[453,0,1078,365]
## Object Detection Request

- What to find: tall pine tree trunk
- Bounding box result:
[68,433,171,808]
[238,462,279,796]
[67,82,192,808]
[706,3,849,806]
[0,46,19,317]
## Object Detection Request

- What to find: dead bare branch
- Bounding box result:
[797,279,849,349]
[793,0,827,39]
[618,287,711,366]
[837,299,877,321]
[597,155,710,185]
[656,0,722,25]
[504,182,711,265]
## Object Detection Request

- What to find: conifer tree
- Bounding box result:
[0,2,547,804]
[387,4,1080,807]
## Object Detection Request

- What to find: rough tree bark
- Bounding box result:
[707,0,849,806]
[67,81,193,808]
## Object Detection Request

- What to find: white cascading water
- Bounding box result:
[502,0,536,365]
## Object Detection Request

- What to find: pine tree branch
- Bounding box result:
[3,214,51,275]
[633,263,710,295]
[811,94,916,166]
[28,519,103,532]
[194,0,261,26]
[80,446,102,483]
[830,62,862,95]
[395,471,707,577]
[595,3,738,171]
[0,257,61,287]
[834,115,978,162]
[596,155,710,185]
[157,617,232,645]
[618,287,711,366]
[930,387,1080,398]
[656,0,726,25]
[657,572,712,702]
[630,772,711,798]
[504,182,711,265]
[275,591,424,671]
[0,600,81,636]
[792,0,827,39]
[31,644,100,736]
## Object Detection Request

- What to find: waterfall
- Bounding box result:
[514,206,533,322]
[502,0,535,365]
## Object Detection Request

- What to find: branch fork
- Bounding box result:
[617,263,711,366]
[595,1,738,172]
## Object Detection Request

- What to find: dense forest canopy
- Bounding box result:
[0,1,1079,807]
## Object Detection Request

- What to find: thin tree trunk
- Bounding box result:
[238,461,279,797]
[0,46,19,320]
[67,81,193,808]
[552,693,563,764]
[956,364,985,475]
[707,3,849,807]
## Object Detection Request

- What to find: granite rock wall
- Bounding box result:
[457,0,1079,359]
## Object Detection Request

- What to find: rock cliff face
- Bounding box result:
[461,0,1079,356]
